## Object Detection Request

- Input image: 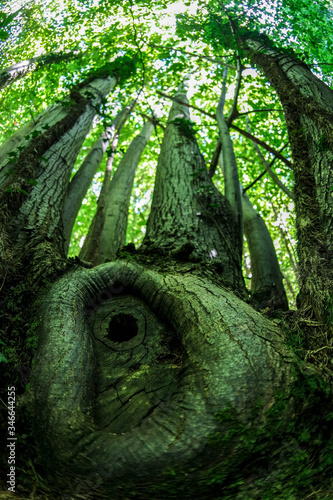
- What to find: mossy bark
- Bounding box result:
[245,38,333,334]
[30,260,296,497]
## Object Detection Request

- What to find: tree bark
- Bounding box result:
[98,120,155,263]
[216,70,243,258]
[62,102,134,254]
[242,189,288,311]
[29,260,295,497]
[142,82,245,291]
[0,75,116,281]
[244,38,333,329]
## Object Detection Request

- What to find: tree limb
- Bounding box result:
[237,108,283,116]
[230,124,292,168]
[246,116,294,199]
[148,43,236,69]
[157,91,292,171]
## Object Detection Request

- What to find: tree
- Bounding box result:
[1,1,333,498]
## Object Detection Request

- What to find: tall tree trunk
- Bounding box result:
[0,75,116,281]
[79,136,119,265]
[244,37,333,332]
[62,102,134,254]
[98,120,154,263]
[216,68,243,258]
[142,82,245,291]
[242,189,288,311]
[80,110,148,265]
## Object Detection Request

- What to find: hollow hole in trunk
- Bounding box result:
[107,313,138,342]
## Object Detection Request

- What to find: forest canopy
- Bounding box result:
[1,0,333,304]
[2,1,333,498]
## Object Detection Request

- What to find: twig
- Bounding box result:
[243,170,267,192]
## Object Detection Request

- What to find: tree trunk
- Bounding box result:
[1,43,332,500]
[244,37,333,331]
[98,120,154,263]
[29,259,295,498]
[216,79,243,258]
[0,75,116,281]
[242,189,288,311]
[62,102,134,254]
[142,82,244,291]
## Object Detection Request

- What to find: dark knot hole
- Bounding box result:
[107,313,138,342]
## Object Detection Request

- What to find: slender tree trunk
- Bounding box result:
[79,134,120,265]
[242,189,288,311]
[98,120,155,263]
[216,70,243,257]
[62,102,134,254]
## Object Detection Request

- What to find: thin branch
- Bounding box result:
[243,143,289,193]
[148,43,236,69]
[243,170,266,192]
[246,116,294,198]
[238,108,283,116]
[156,90,215,119]
[139,112,166,130]
[129,0,146,88]
[226,56,243,124]
[230,124,292,168]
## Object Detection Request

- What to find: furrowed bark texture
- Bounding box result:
[242,190,288,311]
[30,260,294,496]
[247,39,333,325]
[98,120,154,264]
[62,103,133,254]
[0,76,116,280]
[143,84,244,290]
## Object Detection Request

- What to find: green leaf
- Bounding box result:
[0,352,8,363]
